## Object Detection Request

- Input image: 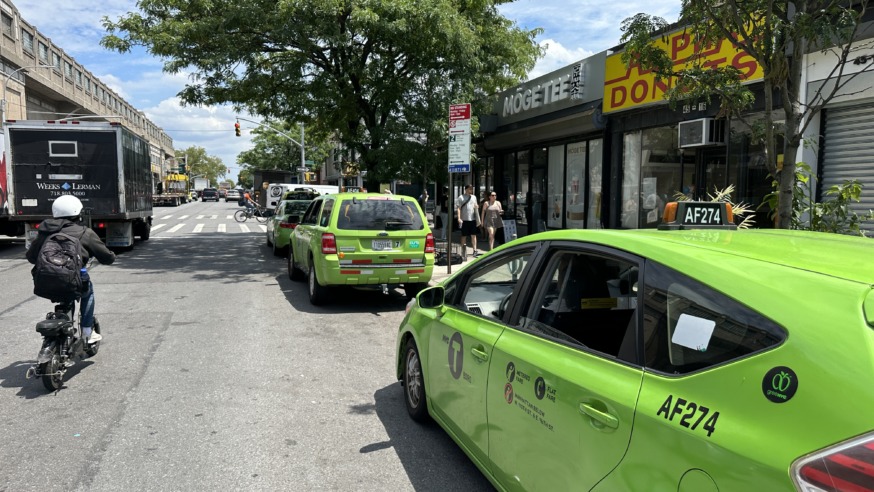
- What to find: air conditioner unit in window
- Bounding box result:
[678,118,726,148]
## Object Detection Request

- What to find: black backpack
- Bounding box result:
[32,231,85,302]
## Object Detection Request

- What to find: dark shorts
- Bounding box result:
[460,220,478,236]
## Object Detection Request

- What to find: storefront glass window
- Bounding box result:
[547,145,565,229]
[566,141,587,228]
[587,139,604,229]
[517,150,530,227]
[621,132,642,228]
[639,126,684,228]
[502,153,516,219]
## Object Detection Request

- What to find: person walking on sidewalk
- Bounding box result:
[481,191,504,251]
[456,184,480,259]
[438,186,449,241]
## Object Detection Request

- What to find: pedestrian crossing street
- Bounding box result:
[151,214,266,235]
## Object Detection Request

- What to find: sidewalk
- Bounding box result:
[430,229,493,284]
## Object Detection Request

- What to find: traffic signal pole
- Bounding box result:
[234,117,307,183]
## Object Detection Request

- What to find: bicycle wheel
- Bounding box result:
[234,210,248,222]
[255,211,268,224]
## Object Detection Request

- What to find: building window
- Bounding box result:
[1,12,13,37]
[64,61,73,80]
[51,52,61,71]
[22,30,34,53]
[85,78,91,93]
[38,42,48,63]
[76,70,82,86]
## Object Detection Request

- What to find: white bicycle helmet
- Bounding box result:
[52,195,84,218]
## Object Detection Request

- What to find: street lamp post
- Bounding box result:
[1,64,53,125]
[235,117,307,183]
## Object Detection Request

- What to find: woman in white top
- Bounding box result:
[481,192,504,251]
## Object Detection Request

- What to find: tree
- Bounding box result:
[236,121,333,177]
[620,1,874,228]
[102,0,542,178]
[177,145,227,186]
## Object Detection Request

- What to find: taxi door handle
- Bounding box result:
[470,347,489,362]
[579,403,619,429]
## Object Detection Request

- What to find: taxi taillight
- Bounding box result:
[793,433,874,491]
[425,233,435,253]
[279,221,297,229]
[321,233,337,254]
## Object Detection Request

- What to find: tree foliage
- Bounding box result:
[176,145,227,186]
[620,0,874,228]
[236,121,333,175]
[103,0,543,179]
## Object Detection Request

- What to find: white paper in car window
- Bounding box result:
[671,314,716,352]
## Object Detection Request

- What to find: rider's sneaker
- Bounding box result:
[88,332,103,344]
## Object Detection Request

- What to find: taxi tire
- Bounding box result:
[308,262,329,305]
[288,247,305,281]
[403,339,429,422]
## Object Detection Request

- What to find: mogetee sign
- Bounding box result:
[603,29,764,114]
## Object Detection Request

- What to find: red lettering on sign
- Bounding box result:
[631,80,648,103]
[672,33,691,60]
[611,86,627,107]
[732,52,758,80]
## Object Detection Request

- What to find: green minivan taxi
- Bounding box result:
[288,192,435,305]
[396,202,874,491]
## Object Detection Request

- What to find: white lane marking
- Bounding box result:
[168,223,185,233]
[196,215,205,219]
[226,215,234,220]
[218,223,226,233]
[178,215,190,220]
[162,215,173,219]
[210,215,218,219]
[151,223,168,231]
[239,224,250,233]
[193,223,204,233]
[258,225,267,233]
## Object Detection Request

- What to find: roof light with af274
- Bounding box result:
[659,201,737,230]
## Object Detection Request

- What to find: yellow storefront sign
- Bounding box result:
[604,28,764,113]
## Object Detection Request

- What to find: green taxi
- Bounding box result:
[266,198,315,257]
[288,192,434,305]
[396,202,874,491]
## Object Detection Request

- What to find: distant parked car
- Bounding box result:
[219,189,228,199]
[201,188,219,202]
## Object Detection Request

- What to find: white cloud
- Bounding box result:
[529,40,595,80]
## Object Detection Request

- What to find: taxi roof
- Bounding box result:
[529,228,874,285]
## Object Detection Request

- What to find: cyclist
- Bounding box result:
[26,195,116,344]
[243,191,256,214]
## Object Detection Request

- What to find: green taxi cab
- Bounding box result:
[266,198,314,257]
[396,202,874,491]
[288,192,435,305]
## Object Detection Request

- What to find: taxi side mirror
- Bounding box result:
[417,285,445,309]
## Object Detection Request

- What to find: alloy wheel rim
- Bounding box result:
[405,350,422,408]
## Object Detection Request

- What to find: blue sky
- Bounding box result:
[12,0,681,180]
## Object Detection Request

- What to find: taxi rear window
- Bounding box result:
[336,198,423,231]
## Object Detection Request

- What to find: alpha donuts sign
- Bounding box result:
[603,28,764,113]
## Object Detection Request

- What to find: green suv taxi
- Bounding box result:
[396,202,874,491]
[288,192,435,304]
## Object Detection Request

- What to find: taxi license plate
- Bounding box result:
[372,239,392,251]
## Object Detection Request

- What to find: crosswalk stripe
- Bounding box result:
[240,224,250,233]
[193,223,204,233]
[196,215,205,219]
[210,215,218,219]
[218,223,226,233]
[258,225,267,232]
[162,215,173,219]
[151,223,167,231]
[168,223,185,233]
[178,215,190,220]
[226,215,234,220]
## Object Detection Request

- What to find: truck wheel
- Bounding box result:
[140,223,151,241]
[308,262,329,305]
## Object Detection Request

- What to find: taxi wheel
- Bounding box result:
[288,247,305,281]
[403,339,429,422]
[308,262,329,305]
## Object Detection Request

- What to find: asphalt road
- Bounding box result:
[0,200,492,492]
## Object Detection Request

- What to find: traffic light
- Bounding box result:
[178,156,187,174]
[234,122,241,137]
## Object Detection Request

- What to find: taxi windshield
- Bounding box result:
[337,198,423,231]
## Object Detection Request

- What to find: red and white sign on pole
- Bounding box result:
[448,103,471,174]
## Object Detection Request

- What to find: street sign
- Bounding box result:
[305,160,314,165]
[296,167,308,171]
[448,103,471,174]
